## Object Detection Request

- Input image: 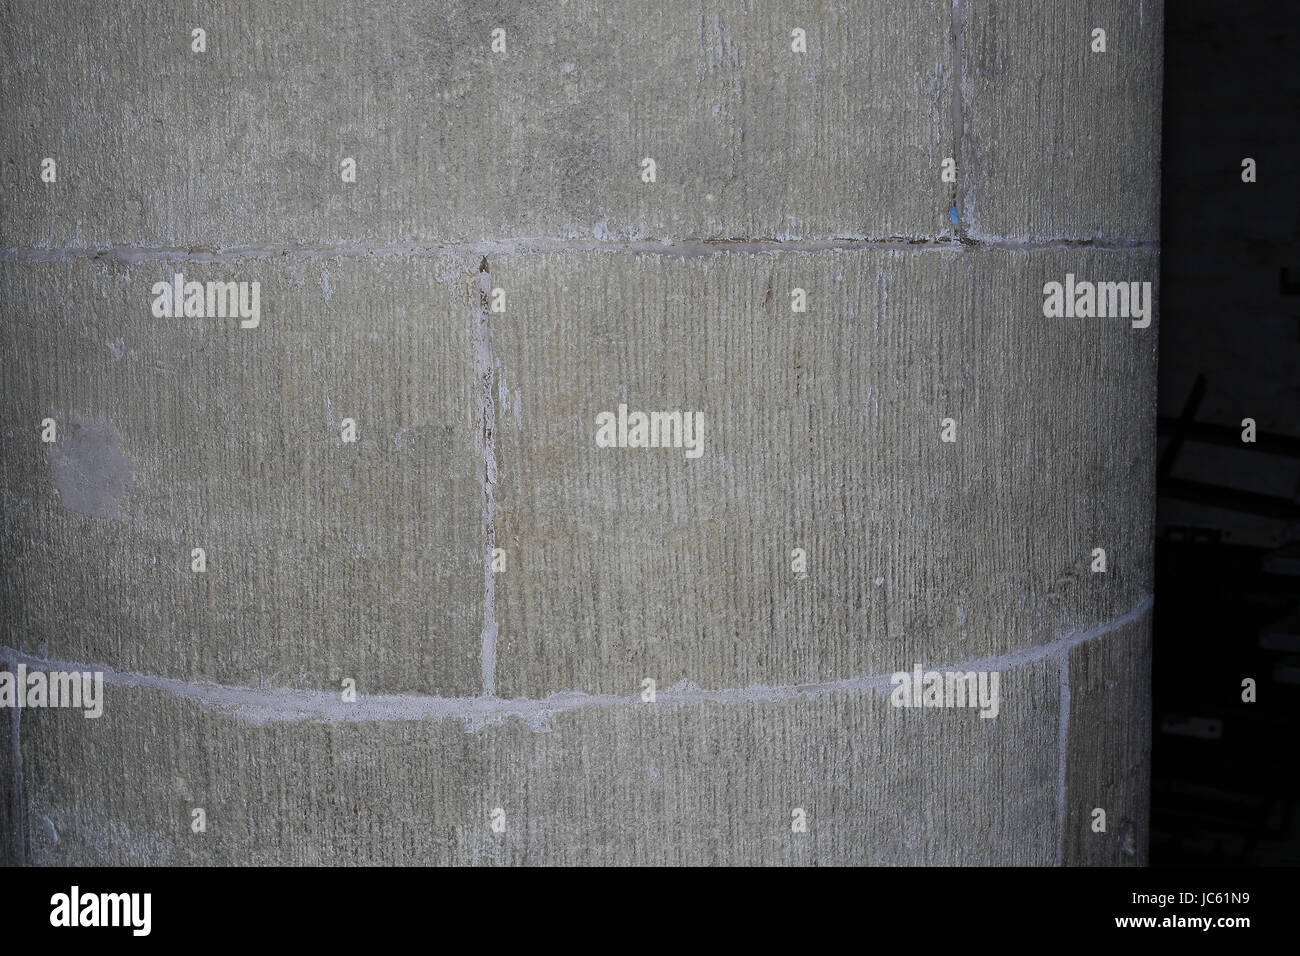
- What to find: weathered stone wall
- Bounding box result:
[0,0,1161,866]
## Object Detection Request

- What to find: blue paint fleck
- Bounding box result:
[949,205,960,225]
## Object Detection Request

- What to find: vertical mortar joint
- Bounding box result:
[473,256,499,698]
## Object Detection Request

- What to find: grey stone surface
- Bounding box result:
[0,257,485,695]
[963,0,1163,240]
[1062,616,1151,866]
[0,0,1161,867]
[0,0,952,249]
[0,670,17,866]
[21,659,1060,865]
[489,247,1156,697]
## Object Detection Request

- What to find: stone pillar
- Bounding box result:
[0,0,1160,865]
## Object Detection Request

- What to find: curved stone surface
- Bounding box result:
[0,0,1161,866]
